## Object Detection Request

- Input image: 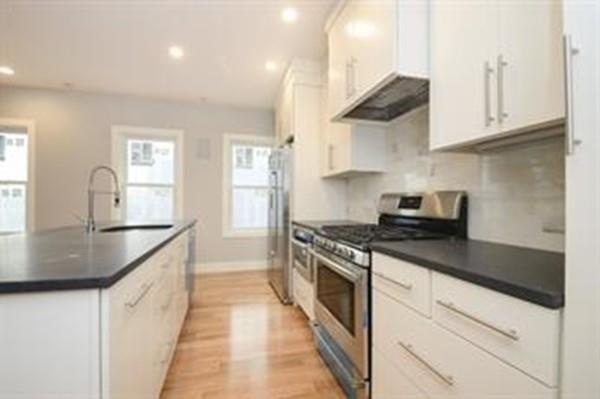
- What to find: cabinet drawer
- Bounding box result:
[293,269,314,320]
[372,253,431,317]
[372,346,427,399]
[373,289,557,398]
[432,272,561,387]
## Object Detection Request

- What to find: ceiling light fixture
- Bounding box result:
[281,7,298,23]
[168,45,184,60]
[265,61,278,72]
[0,66,15,76]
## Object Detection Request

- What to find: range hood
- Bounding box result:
[341,75,429,122]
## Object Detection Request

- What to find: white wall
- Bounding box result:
[0,85,274,264]
[346,107,565,252]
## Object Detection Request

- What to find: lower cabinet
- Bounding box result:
[293,268,315,320]
[102,232,190,399]
[372,347,427,399]
[371,253,560,399]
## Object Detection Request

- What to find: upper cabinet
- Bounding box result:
[327,0,429,123]
[430,0,564,150]
[322,121,386,178]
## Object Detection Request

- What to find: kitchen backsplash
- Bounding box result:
[346,107,565,252]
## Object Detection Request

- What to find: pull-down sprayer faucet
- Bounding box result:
[86,165,121,232]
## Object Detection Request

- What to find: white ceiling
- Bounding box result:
[0,0,335,109]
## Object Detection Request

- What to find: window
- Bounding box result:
[223,134,273,237]
[0,119,35,233]
[112,126,183,222]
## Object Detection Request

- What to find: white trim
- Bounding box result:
[0,118,36,232]
[222,133,274,239]
[111,125,184,221]
[195,260,268,274]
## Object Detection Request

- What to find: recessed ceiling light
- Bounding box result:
[168,45,184,60]
[281,7,298,23]
[0,66,15,76]
[265,61,278,72]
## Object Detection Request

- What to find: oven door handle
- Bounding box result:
[291,238,309,249]
[312,250,363,283]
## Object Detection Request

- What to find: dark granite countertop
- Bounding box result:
[293,220,366,232]
[0,220,196,294]
[370,239,564,309]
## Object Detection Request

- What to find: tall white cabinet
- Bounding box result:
[561,1,600,398]
[430,0,564,150]
[274,60,346,221]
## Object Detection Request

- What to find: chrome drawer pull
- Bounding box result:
[373,271,413,291]
[125,282,154,308]
[397,340,454,386]
[436,300,519,341]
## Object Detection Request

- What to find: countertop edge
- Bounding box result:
[0,220,196,295]
[370,244,564,310]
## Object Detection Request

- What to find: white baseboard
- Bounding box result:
[195,260,268,274]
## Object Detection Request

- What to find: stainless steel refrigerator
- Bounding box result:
[267,144,292,304]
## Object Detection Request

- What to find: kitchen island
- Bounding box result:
[0,220,196,399]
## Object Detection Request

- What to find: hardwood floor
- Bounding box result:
[160,271,346,399]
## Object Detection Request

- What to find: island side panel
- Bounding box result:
[0,289,101,399]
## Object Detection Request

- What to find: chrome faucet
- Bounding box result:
[86,165,121,232]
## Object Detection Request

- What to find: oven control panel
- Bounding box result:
[313,236,370,267]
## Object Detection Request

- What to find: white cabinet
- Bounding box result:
[430,0,564,150]
[373,289,557,399]
[322,121,386,178]
[371,254,562,397]
[277,59,347,221]
[372,347,426,399]
[561,1,600,397]
[433,272,561,387]
[327,0,429,121]
[292,269,314,320]
[101,232,190,399]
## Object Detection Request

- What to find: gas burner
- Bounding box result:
[320,224,447,247]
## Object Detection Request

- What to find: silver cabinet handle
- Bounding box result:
[345,59,353,99]
[497,54,508,123]
[125,282,154,308]
[349,57,357,97]
[484,61,495,127]
[373,271,413,291]
[397,340,455,386]
[436,299,519,341]
[328,144,334,171]
[563,34,581,155]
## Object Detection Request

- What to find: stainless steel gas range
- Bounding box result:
[310,191,468,399]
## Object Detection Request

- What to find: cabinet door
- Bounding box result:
[279,79,294,141]
[347,0,397,100]
[561,1,600,398]
[497,0,564,133]
[323,121,351,176]
[372,347,427,399]
[430,0,499,150]
[328,4,353,120]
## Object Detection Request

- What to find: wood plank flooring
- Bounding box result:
[160,271,345,399]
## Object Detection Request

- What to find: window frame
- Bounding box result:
[111,125,184,221]
[0,118,36,233]
[222,133,274,238]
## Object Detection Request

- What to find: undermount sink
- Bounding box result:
[99,224,174,233]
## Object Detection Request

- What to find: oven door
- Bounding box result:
[313,249,368,377]
[291,238,313,282]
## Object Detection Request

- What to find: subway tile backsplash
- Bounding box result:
[346,107,565,252]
